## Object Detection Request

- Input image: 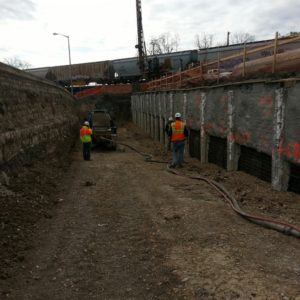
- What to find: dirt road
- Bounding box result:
[1,124,300,299]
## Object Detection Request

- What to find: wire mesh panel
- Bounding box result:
[189,130,201,159]
[238,146,272,182]
[208,136,227,169]
[288,163,300,194]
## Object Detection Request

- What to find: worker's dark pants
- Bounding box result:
[83,142,91,160]
[172,140,185,166]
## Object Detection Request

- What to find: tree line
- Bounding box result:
[146,31,256,56]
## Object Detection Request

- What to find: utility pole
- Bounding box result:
[53,32,73,95]
[227,31,230,46]
[135,0,147,78]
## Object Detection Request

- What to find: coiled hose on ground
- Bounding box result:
[100,137,300,239]
[167,168,300,239]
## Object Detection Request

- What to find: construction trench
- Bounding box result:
[1,63,300,299]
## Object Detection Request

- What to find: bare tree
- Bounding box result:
[214,41,228,47]
[3,57,31,70]
[194,33,214,49]
[288,32,300,37]
[230,32,255,44]
[147,33,180,55]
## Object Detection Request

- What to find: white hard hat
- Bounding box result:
[84,121,89,126]
[175,112,181,118]
[168,117,173,121]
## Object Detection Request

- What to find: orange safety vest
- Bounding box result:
[170,120,186,142]
[80,126,92,143]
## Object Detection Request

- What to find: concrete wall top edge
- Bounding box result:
[0,63,72,97]
[133,78,300,95]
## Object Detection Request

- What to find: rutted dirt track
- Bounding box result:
[1,123,300,299]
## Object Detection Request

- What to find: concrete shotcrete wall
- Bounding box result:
[0,63,79,170]
[131,79,300,192]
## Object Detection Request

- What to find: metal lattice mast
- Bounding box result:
[136,0,146,77]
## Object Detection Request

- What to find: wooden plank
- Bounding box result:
[204,34,300,68]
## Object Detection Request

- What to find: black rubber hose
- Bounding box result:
[99,136,300,238]
[167,167,300,239]
[99,137,168,163]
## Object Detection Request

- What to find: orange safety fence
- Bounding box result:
[75,84,132,99]
[141,65,205,91]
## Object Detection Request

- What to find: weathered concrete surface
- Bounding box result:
[233,83,274,154]
[186,90,201,130]
[0,63,78,169]
[204,88,228,138]
[281,83,300,165]
[131,79,300,191]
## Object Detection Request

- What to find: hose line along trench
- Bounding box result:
[99,136,300,239]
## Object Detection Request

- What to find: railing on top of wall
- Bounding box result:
[140,33,300,92]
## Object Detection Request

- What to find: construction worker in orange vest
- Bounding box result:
[168,112,189,168]
[80,121,93,161]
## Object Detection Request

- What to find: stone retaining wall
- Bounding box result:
[0,63,78,169]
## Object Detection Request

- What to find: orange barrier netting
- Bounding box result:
[75,84,133,99]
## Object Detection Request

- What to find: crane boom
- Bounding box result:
[135,0,146,77]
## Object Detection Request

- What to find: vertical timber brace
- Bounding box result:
[227,90,240,171]
[272,88,290,191]
[200,92,208,163]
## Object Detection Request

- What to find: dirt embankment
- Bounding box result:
[0,136,75,282]
[0,123,300,299]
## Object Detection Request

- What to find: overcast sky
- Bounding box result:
[0,0,299,68]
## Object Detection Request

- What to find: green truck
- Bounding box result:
[87,109,117,149]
